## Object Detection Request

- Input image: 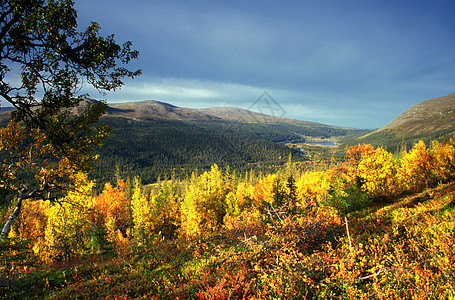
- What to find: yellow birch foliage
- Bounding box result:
[236,182,255,209]
[254,174,277,205]
[130,177,152,243]
[149,182,180,239]
[296,171,330,206]
[181,164,229,237]
[181,178,202,237]
[0,121,79,193]
[8,200,50,257]
[225,181,256,216]
[343,144,376,182]
[399,140,434,191]
[356,146,400,198]
[42,172,95,261]
[224,181,261,230]
[431,139,455,182]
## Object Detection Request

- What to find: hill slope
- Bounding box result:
[92,99,366,185]
[375,92,455,136]
[105,99,366,142]
[352,92,455,149]
[107,100,220,121]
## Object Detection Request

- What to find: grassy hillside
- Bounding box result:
[353,92,455,150]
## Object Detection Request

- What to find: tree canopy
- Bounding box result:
[0,0,140,238]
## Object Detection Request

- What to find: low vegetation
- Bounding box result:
[2,136,455,299]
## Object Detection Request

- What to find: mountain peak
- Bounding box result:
[106,100,220,120]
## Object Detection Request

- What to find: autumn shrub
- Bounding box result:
[42,173,97,262]
[7,199,50,258]
[431,138,455,183]
[357,146,400,197]
[130,176,153,244]
[224,179,262,232]
[150,180,181,239]
[320,184,455,299]
[295,170,330,207]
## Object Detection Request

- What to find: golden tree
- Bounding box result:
[94,179,131,244]
[356,146,399,198]
[42,172,95,261]
[181,164,230,236]
[430,138,455,183]
[399,140,434,191]
[130,177,152,244]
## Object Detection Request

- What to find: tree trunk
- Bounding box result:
[1,191,24,238]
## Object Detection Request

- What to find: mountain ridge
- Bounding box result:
[354,92,455,148]
[374,92,455,135]
[104,99,360,131]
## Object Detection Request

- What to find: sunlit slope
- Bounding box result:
[356,92,455,148]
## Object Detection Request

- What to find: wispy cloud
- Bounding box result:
[106,78,278,107]
[124,81,220,100]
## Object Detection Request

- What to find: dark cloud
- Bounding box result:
[75,0,455,128]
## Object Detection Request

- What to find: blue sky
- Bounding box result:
[75,0,455,129]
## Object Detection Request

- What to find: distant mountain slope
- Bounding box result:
[375,92,455,135]
[89,99,368,185]
[354,92,455,149]
[105,99,366,141]
[107,100,221,121]
[0,98,368,186]
[93,116,309,186]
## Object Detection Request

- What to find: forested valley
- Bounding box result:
[90,101,367,187]
[91,117,309,187]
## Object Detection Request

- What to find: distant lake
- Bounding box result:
[303,140,337,147]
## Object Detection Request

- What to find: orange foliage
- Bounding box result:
[345,144,376,165]
[95,179,131,243]
[10,200,50,256]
